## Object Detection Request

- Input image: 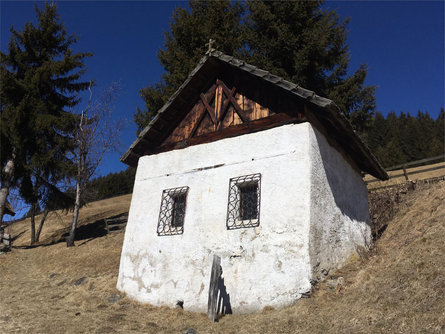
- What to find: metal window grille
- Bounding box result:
[226,173,261,229]
[157,186,189,236]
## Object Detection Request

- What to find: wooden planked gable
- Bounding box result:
[163,79,274,146]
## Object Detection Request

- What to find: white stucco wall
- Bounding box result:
[117,123,314,313]
[308,126,371,282]
[117,122,372,313]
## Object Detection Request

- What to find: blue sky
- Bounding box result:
[1,1,444,178]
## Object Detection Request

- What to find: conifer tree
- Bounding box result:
[364,109,444,168]
[0,3,91,236]
[429,108,445,157]
[134,0,244,132]
[366,112,388,154]
[135,0,376,134]
[244,0,375,133]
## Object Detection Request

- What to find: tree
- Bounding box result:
[364,109,444,168]
[0,3,91,241]
[66,83,122,247]
[32,177,74,243]
[84,167,136,202]
[244,1,376,133]
[366,112,388,153]
[135,0,376,134]
[134,0,244,132]
[428,108,445,157]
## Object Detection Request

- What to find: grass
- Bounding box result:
[364,161,445,190]
[0,182,444,333]
[5,194,132,247]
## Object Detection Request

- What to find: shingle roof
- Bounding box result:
[122,50,388,180]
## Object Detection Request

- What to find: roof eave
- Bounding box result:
[120,54,212,166]
[324,103,388,180]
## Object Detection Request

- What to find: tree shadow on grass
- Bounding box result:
[13,213,127,249]
[60,213,128,244]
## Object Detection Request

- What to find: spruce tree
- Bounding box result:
[135,0,376,134]
[0,3,91,233]
[364,109,444,168]
[366,112,388,154]
[244,1,376,133]
[429,108,445,157]
[135,0,244,132]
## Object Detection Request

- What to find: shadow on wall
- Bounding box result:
[308,128,371,283]
[217,272,232,316]
[314,128,370,226]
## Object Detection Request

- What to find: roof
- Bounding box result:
[122,50,388,180]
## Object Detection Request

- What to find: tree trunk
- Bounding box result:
[67,106,88,248]
[66,182,81,247]
[0,187,11,224]
[0,158,14,224]
[30,203,37,245]
[35,208,50,242]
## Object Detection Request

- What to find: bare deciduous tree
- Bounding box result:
[0,158,15,224]
[66,83,122,247]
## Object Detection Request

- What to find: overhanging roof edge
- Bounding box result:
[121,50,388,180]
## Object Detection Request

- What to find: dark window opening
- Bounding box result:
[239,182,258,220]
[171,194,186,227]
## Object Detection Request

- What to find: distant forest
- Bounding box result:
[85,109,444,203]
[365,109,444,168]
[83,167,136,203]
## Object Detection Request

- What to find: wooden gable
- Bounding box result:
[163,79,279,146]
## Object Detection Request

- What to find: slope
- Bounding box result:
[0,182,443,333]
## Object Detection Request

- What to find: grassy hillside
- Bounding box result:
[5,194,132,247]
[0,182,444,333]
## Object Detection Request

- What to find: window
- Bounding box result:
[239,182,259,220]
[157,186,189,236]
[226,173,261,229]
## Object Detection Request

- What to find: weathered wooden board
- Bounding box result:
[195,113,214,137]
[207,254,222,322]
[163,78,274,146]
[164,101,206,144]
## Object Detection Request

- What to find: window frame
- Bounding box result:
[226,173,261,230]
[157,186,189,236]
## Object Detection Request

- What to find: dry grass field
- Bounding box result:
[1,181,444,333]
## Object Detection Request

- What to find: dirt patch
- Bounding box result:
[1,184,444,333]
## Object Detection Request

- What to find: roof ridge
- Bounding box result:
[208,50,337,106]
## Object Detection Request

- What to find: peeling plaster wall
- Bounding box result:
[308,126,371,282]
[117,123,313,313]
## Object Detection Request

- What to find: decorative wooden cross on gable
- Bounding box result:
[163,78,273,146]
[196,79,250,135]
[206,38,216,54]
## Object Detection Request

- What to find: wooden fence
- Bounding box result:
[384,154,445,171]
[104,214,128,234]
[365,155,445,191]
